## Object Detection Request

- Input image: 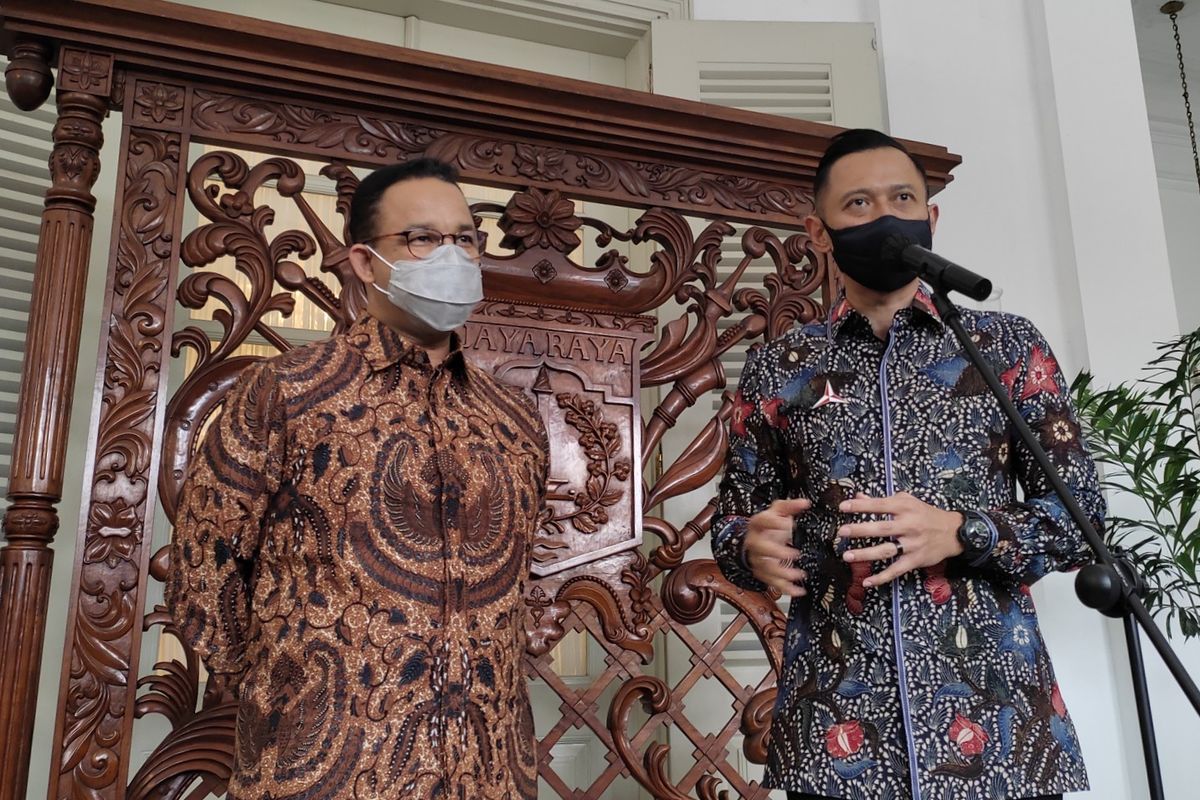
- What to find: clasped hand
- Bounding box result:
[743,492,963,594]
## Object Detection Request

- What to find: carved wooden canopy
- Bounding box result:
[0,2,958,799]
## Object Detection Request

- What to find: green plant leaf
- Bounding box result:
[1071,329,1200,640]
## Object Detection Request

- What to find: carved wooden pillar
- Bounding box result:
[0,46,110,800]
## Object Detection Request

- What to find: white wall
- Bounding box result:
[169,0,628,85]
[1157,177,1200,333]
[169,0,410,41]
[1141,53,1200,334]
[697,2,1190,799]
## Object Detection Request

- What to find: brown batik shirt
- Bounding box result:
[167,315,548,800]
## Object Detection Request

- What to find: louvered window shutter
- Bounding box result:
[698,62,834,122]
[650,19,885,428]
[650,20,883,125]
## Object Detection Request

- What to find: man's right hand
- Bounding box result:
[744,498,812,597]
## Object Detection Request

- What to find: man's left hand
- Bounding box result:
[837,492,965,588]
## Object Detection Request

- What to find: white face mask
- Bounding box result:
[367,243,483,333]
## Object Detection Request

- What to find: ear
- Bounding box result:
[804,214,833,253]
[928,203,940,237]
[349,243,378,286]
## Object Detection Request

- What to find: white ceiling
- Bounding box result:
[1131,2,1200,188]
[1133,0,1200,68]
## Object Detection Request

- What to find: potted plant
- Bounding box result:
[1071,328,1200,639]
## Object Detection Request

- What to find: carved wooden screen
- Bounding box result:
[0,2,957,799]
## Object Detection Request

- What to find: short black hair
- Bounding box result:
[812,128,927,206]
[348,158,461,244]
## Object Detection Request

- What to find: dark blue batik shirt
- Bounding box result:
[713,284,1103,800]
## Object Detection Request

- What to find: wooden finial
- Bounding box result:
[4,39,53,111]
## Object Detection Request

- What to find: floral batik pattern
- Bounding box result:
[714,285,1102,800]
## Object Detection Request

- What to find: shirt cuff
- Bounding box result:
[712,515,766,592]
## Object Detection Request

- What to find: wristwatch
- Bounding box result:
[956,510,995,566]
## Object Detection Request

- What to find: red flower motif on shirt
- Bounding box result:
[1020,345,1060,400]
[731,392,754,438]
[826,720,864,758]
[913,288,939,319]
[1051,682,1067,717]
[949,714,988,756]
[846,560,871,615]
[1000,362,1022,398]
[924,563,952,605]
[830,297,851,325]
[761,397,788,429]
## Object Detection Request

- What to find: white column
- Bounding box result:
[1040,0,1178,378]
[1040,5,1200,800]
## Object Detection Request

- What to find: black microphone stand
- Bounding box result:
[927,282,1200,800]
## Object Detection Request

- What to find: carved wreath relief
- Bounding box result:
[463,317,652,576]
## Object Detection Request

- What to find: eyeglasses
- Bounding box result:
[367,228,484,260]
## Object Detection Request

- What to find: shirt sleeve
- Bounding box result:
[712,345,785,591]
[166,360,286,679]
[958,318,1104,584]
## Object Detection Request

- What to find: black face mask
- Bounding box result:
[823,214,933,293]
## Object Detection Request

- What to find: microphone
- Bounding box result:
[880,235,993,302]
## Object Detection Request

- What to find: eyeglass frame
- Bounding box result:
[362,227,486,260]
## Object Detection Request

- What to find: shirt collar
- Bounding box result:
[826,281,945,340]
[346,314,469,381]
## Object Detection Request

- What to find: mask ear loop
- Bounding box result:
[363,244,394,295]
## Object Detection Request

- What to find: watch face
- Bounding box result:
[959,516,990,551]
[965,518,989,537]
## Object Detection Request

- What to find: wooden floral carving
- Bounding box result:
[0,10,959,797]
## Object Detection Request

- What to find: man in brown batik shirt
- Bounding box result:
[167,158,547,800]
